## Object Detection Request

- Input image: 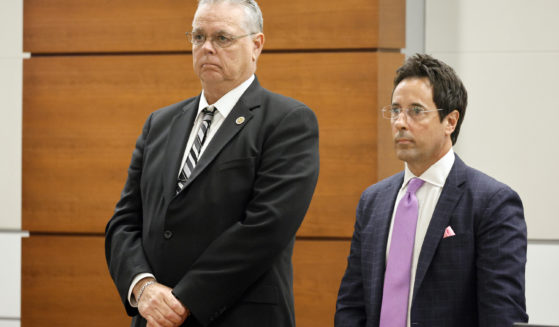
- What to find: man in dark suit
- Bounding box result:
[335,54,528,327]
[105,1,319,326]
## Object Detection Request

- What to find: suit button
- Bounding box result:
[163,230,173,239]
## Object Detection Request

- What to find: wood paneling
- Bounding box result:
[22,235,350,327]
[377,52,405,180]
[22,235,129,326]
[22,54,200,234]
[378,0,407,49]
[259,52,384,237]
[293,240,351,327]
[23,52,393,237]
[23,0,405,53]
[22,1,406,325]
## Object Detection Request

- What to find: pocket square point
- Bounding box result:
[443,226,455,238]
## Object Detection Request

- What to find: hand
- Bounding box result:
[136,280,189,327]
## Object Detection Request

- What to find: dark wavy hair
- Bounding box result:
[394,54,468,145]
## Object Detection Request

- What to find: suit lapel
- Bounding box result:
[367,174,403,323]
[176,79,261,192]
[412,156,467,301]
[163,98,199,200]
[371,175,403,273]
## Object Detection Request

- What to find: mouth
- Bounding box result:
[395,137,413,145]
[201,63,219,69]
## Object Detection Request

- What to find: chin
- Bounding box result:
[200,73,225,84]
[395,148,414,162]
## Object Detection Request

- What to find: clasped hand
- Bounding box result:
[138,282,189,327]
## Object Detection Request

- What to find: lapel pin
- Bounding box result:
[235,116,245,125]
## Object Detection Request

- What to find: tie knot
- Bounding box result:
[406,178,424,195]
[201,106,216,122]
[203,105,216,115]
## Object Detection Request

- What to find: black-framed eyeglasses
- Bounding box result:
[185,31,256,48]
[381,105,444,122]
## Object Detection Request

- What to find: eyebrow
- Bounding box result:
[391,102,426,108]
[410,102,426,108]
[214,30,232,36]
[191,28,232,35]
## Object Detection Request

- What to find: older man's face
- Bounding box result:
[192,2,261,92]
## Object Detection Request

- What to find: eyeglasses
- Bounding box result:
[185,31,256,48]
[381,105,444,122]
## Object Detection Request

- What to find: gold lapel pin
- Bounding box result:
[236,116,245,125]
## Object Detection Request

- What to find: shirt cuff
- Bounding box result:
[128,273,156,307]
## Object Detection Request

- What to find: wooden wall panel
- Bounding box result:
[23,52,385,237]
[23,0,404,53]
[22,55,200,234]
[377,52,405,180]
[22,235,129,326]
[22,235,350,327]
[259,53,383,237]
[22,1,406,325]
[378,0,406,49]
[293,240,351,327]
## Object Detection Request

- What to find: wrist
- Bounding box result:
[135,279,156,304]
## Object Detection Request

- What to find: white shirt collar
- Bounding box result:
[402,147,455,190]
[198,74,255,117]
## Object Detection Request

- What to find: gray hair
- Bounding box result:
[197,0,263,33]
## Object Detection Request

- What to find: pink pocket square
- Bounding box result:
[443,226,455,238]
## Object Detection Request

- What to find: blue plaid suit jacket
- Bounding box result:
[335,155,528,327]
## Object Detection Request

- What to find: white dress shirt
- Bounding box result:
[385,148,455,327]
[127,74,255,307]
[177,74,255,177]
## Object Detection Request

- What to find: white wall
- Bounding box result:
[403,0,425,58]
[0,0,25,326]
[425,0,559,324]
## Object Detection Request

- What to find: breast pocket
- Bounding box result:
[217,157,256,171]
[210,157,257,213]
[216,157,257,188]
[435,233,474,271]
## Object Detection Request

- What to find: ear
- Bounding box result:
[252,33,265,62]
[444,110,459,136]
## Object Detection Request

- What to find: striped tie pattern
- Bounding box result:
[176,106,215,193]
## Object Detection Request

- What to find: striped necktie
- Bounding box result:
[176,106,215,193]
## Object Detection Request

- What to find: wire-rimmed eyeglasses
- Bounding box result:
[185,31,257,48]
[381,105,444,122]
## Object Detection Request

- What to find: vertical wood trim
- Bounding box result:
[377,52,405,180]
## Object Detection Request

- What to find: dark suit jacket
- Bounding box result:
[335,155,528,327]
[105,77,319,327]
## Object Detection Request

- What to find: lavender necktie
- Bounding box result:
[379,177,425,327]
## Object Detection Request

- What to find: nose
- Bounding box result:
[200,38,216,54]
[392,112,409,130]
